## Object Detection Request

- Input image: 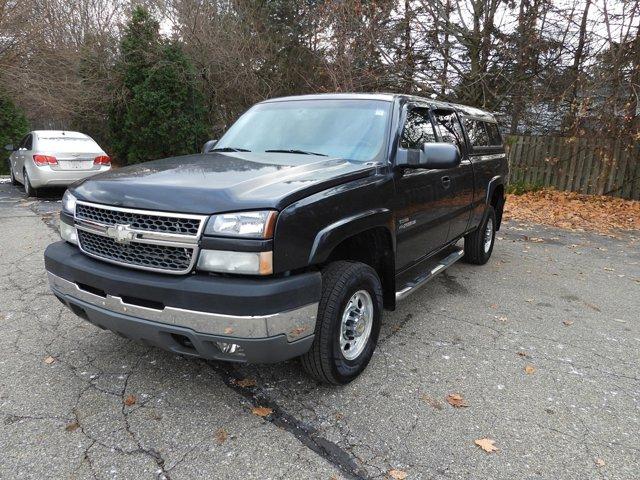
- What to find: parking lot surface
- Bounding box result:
[1,180,638,479]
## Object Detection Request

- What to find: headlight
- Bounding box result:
[62,190,76,215]
[197,250,273,275]
[205,210,277,238]
[59,221,78,245]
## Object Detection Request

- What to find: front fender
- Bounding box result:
[308,208,393,265]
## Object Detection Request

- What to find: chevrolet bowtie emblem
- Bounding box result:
[106,224,135,245]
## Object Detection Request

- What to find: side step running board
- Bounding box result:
[395,248,464,301]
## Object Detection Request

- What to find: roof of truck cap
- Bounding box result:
[261,93,497,122]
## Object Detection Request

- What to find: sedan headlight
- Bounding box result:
[62,190,76,215]
[205,210,277,238]
[197,250,273,275]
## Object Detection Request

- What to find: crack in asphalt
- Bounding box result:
[211,362,371,480]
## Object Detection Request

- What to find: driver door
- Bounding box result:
[394,107,451,272]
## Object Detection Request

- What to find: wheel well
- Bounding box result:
[490,184,504,230]
[324,227,396,310]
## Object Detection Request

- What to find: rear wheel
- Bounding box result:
[463,205,496,265]
[23,169,38,197]
[301,261,383,385]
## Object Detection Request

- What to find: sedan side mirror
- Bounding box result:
[202,139,218,154]
[4,144,14,152]
[419,143,461,169]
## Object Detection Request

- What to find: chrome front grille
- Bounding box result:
[74,201,206,275]
[78,230,195,272]
[76,203,201,235]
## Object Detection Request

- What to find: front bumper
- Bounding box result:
[45,241,321,363]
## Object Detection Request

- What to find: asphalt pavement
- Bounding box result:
[0,179,638,479]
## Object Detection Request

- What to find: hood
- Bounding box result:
[70,152,377,214]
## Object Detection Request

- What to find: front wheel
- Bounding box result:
[463,205,496,265]
[9,164,18,186]
[301,261,383,385]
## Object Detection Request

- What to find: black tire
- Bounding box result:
[301,261,383,385]
[9,164,18,186]
[463,205,496,265]
[23,169,38,197]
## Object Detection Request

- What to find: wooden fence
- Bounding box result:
[506,135,640,200]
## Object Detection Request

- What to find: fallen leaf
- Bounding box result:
[563,320,574,326]
[446,393,468,408]
[474,438,498,453]
[224,327,234,334]
[421,394,443,410]
[215,428,228,444]
[489,304,498,309]
[388,469,408,479]
[123,394,137,406]
[235,378,257,388]
[65,421,80,432]
[43,356,56,365]
[251,406,273,417]
[516,351,529,358]
[595,458,605,467]
[524,365,536,374]
[603,267,614,271]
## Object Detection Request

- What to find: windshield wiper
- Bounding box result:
[264,149,328,157]
[211,147,251,152]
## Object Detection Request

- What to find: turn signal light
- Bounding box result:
[33,154,58,166]
[94,155,111,165]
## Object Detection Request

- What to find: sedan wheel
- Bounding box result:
[23,170,38,197]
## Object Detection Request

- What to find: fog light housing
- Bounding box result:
[197,249,273,275]
[60,221,78,245]
[215,342,243,355]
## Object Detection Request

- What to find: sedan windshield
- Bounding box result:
[215,99,391,162]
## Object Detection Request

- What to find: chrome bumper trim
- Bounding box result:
[47,272,317,341]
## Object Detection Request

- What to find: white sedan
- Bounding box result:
[5,130,111,197]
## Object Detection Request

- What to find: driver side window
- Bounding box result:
[400,108,436,150]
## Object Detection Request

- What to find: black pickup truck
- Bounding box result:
[44,93,507,384]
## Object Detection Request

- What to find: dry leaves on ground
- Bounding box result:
[388,468,408,479]
[43,356,56,365]
[251,406,273,417]
[234,378,257,388]
[123,394,137,406]
[215,428,228,445]
[524,365,536,374]
[446,393,468,408]
[475,438,498,453]
[563,320,574,326]
[65,421,80,432]
[504,190,640,234]
[595,458,606,467]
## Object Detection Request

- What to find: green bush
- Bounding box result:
[0,91,29,175]
[506,180,544,195]
[109,6,207,165]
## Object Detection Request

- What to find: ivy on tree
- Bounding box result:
[0,91,29,175]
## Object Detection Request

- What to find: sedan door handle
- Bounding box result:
[441,176,451,189]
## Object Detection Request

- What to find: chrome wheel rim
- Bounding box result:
[339,290,373,361]
[484,217,493,253]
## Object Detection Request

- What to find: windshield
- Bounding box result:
[215,99,391,162]
[37,136,102,154]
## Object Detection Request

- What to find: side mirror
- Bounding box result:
[4,144,14,152]
[419,143,461,169]
[202,139,218,154]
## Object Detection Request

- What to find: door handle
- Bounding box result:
[441,176,451,188]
